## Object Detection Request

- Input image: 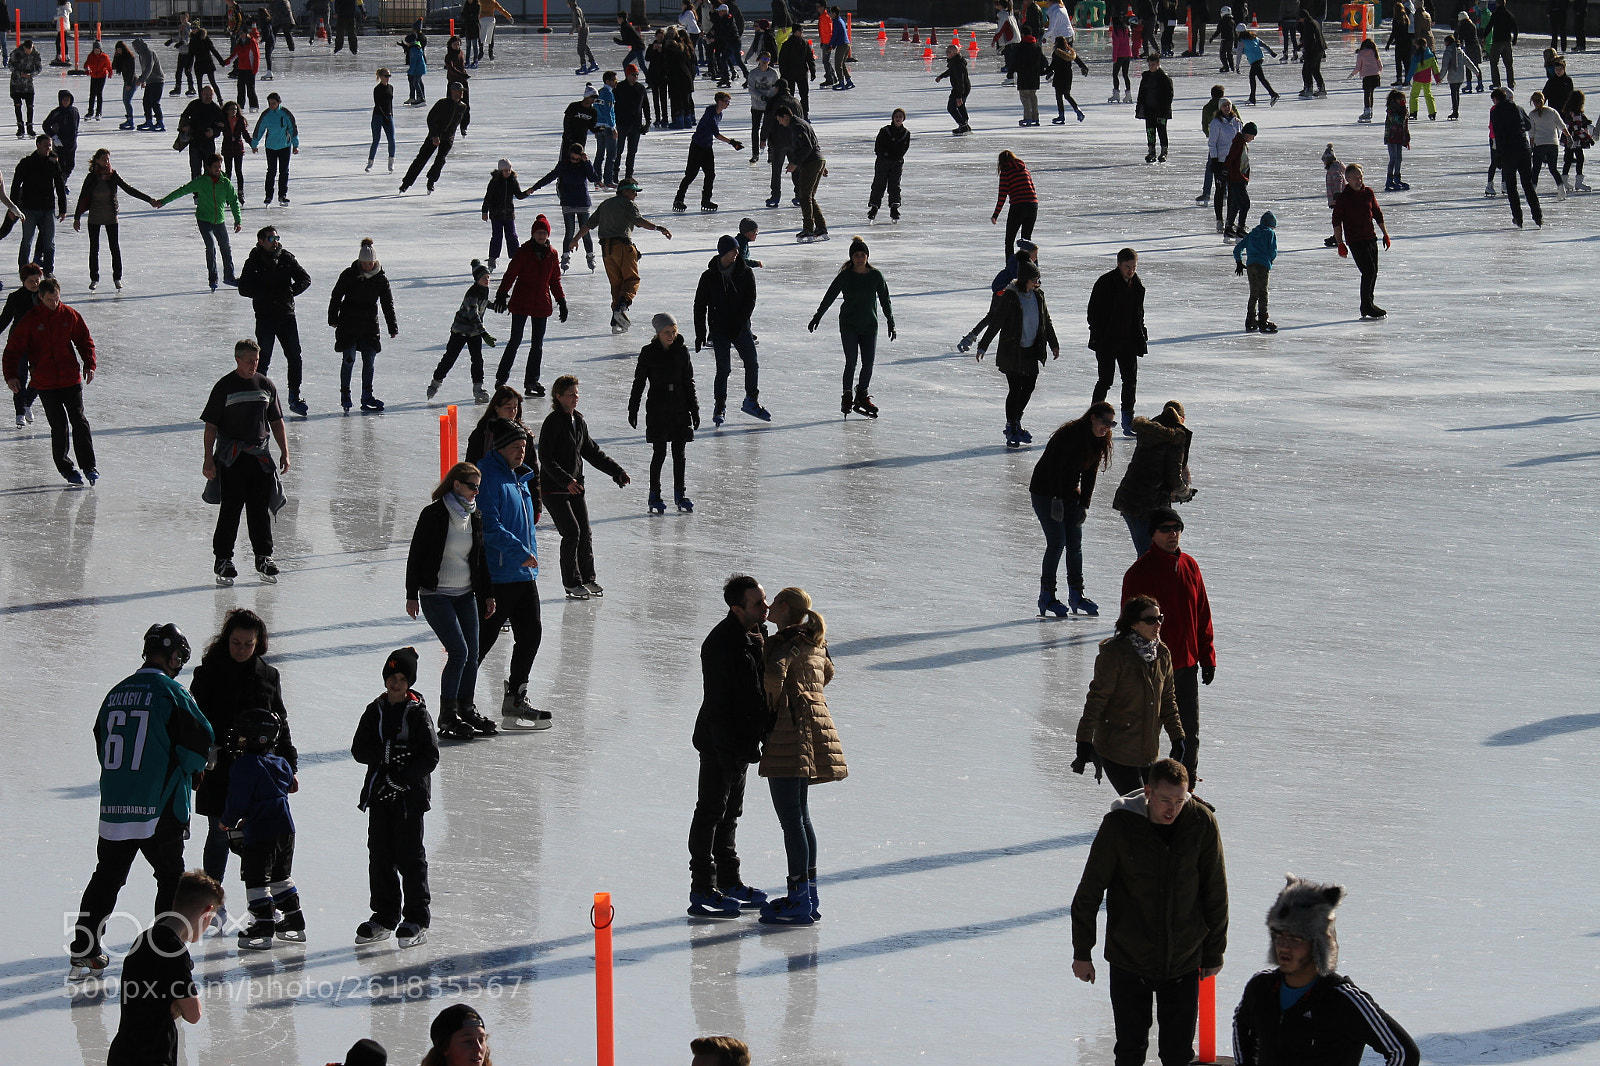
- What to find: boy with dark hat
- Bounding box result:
[1233,876,1420,1065]
[350,647,439,947]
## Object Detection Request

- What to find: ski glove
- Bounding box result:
[729,138,744,151]
[1201,663,1215,685]
[557,300,569,322]
[1070,741,1096,775]
[492,294,509,313]
[1235,261,1245,275]
[482,332,498,347]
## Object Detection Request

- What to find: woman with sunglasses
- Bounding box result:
[406,461,499,741]
[1072,593,1184,796]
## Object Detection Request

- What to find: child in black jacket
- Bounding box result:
[351,647,440,948]
[868,109,909,221]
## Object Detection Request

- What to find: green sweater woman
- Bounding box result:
[808,235,895,418]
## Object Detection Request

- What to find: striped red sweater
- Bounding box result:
[994,163,1038,214]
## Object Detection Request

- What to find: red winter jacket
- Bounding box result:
[1122,547,1215,671]
[229,36,261,74]
[2,300,96,390]
[495,241,566,318]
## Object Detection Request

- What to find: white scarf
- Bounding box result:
[445,492,475,518]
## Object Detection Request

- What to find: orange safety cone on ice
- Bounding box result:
[912,26,920,42]
[901,24,909,41]
[922,41,933,59]
[878,21,887,43]
[930,26,937,44]
[969,31,979,52]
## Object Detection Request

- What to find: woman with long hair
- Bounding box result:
[113,41,138,130]
[465,385,531,465]
[1071,593,1183,796]
[444,34,471,135]
[1031,402,1115,616]
[406,461,499,741]
[538,374,630,598]
[758,587,847,925]
[189,608,297,929]
[990,149,1038,256]
[72,148,157,291]
[808,235,895,418]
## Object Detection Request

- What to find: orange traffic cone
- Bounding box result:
[878,21,887,43]
[901,23,909,41]
[922,41,933,59]
[1251,11,1259,26]
[969,31,980,52]
[930,26,938,44]
[913,26,921,42]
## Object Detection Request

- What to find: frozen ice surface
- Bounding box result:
[1,25,1598,1066]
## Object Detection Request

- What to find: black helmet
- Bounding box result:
[235,707,282,754]
[142,623,192,666]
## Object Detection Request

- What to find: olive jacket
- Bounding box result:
[1075,635,1183,768]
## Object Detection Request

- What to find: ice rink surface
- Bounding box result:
[1,21,1598,1065]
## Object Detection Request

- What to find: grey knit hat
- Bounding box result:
[1266,874,1344,976]
[652,311,678,332]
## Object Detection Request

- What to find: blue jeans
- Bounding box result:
[197,220,235,285]
[420,590,481,705]
[841,328,877,395]
[340,343,380,399]
[710,327,758,407]
[562,209,592,259]
[768,777,816,881]
[204,813,232,882]
[121,82,136,123]
[1387,142,1404,185]
[593,127,617,185]
[1031,491,1084,592]
[19,207,54,276]
[369,111,395,161]
[1122,510,1152,557]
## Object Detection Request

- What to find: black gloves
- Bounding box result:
[1073,505,1088,526]
[368,773,406,806]
[691,410,701,430]
[628,410,638,429]
[695,334,705,351]
[1201,664,1215,685]
[729,138,744,151]
[557,300,569,323]
[492,293,509,314]
[1235,261,1245,275]
[1070,741,1096,775]
[1170,739,1186,765]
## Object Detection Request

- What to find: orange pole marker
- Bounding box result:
[1186,10,1194,51]
[593,893,615,1066]
[450,18,456,35]
[13,10,19,43]
[96,21,102,41]
[447,404,459,462]
[439,415,452,480]
[1197,974,1218,1063]
[73,23,80,69]
[1361,3,1369,41]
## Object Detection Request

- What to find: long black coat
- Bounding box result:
[327,260,398,353]
[190,653,298,817]
[693,612,771,763]
[628,334,700,444]
[978,282,1058,376]
[1086,267,1148,356]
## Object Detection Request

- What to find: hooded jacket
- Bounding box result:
[758,624,847,782]
[1071,790,1229,980]
[351,689,439,816]
[937,51,971,96]
[1076,634,1183,767]
[1208,110,1243,159]
[873,120,910,161]
[481,169,528,219]
[238,244,312,315]
[2,299,95,390]
[1112,413,1191,514]
[496,239,566,317]
[327,260,398,352]
[628,333,699,444]
[1135,66,1175,120]
[1233,970,1420,1066]
[1122,547,1215,670]
[692,252,757,341]
[476,443,540,584]
[1232,215,1277,268]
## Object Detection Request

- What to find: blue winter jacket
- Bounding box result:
[596,85,617,128]
[250,106,299,150]
[531,157,603,210]
[478,445,540,584]
[1233,215,1278,268]
[222,751,296,845]
[1237,36,1272,65]
[990,251,1022,293]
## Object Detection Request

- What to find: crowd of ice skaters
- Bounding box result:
[22,0,1570,1062]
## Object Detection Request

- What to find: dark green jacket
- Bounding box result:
[1071,791,1228,980]
[977,282,1057,376]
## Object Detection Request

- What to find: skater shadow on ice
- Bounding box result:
[776,445,991,477]
[825,832,1094,885]
[1483,712,1600,746]
[0,584,223,616]
[832,618,1053,655]
[1416,1005,1600,1063]
[1448,412,1600,432]
[1507,450,1600,467]
[869,629,1101,671]
[270,631,434,664]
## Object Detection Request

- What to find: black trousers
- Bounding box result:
[39,384,96,478]
[1349,238,1379,310]
[1109,965,1200,1066]
[1500,160,1542,226]
[401,137,452,190]
[544,492,594,587]
[479,579,542,687]
[367,805,429,928]
[677,143,716,206]
[71,814,187,958]
[255,309,303,395]
[1004,369,1037,424]
[265,146,290,199]
[1091,350,1139,412]
[213,453,275,559]
[240,831,295,890]
[650,439,687,493]
[334,17,360,52]
[434,330,485,384]
[869,156,903,209]
[947,91,968,126]
[495,313,548,390]
[1004,201,1037,255]
[1100,757,1148,796]
[1174,663,1199,784]
[687,749,748,892]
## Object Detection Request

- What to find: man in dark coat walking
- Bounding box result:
[236,223,312,415]
[1086,247,1147,434]
[693,234,765,424]
[686,574,772,919]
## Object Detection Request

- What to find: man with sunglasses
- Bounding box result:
[236,225,311,417]
[1122,506,1214,788]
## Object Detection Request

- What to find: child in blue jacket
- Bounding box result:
[1232,210,1278,333]
[222,707,306,949]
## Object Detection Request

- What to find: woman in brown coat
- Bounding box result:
[757,586,846,926]
[1072,593,1184,796]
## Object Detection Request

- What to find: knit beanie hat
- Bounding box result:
[531,214,551,234]
[383,647,419,687]
[428,1005,486,1054]
[1016,259,1041,284]
[1242,121,1259,135]
[471,259,490,281]
[717,234,739,254]
[488,418,529,452]
[1321,142,1337,166]
[583,83,598,98]
[738,216,758,235]
[652,311,678,332]
[1266,874,1343,976]
[1147,507,1184,531]
[342,1038,388,1066]
[358,238,377,264]
[848,235,869,258]
[1016,237,1038,253]
[1261,211,1277,228]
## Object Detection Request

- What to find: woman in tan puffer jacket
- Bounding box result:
[758,586,847,925]
[1072,593,1184,797]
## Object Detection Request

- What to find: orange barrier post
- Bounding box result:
[447,404,459,463]
[1360,3,1369,40]
[1197,974,1217,1063]
[1186,10,1194,52]
[449,18,455,35]
[71,24,83,74]
[96,21,102,41]
[593,893,615,1066]
[14,11,19,43]
[439,415,452,480]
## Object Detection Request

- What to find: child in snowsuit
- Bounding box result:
[429,261,496,401]
[351,647,439,947]
[1232,210,1278,333]
[1211,6,1237,71]
[221,707,305,950]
